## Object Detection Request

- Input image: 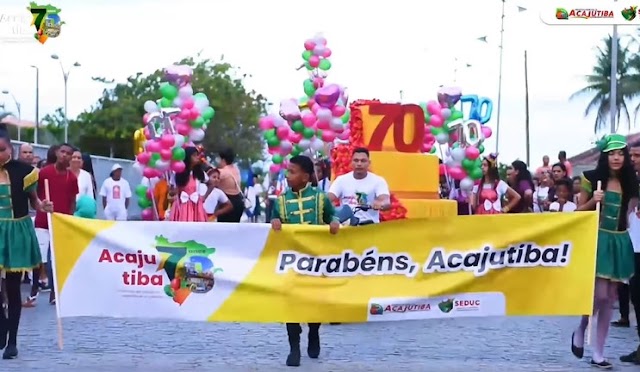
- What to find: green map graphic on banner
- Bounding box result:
[155,236,223,306]
[27,2,64,44]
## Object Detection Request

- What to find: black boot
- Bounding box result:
[285,323,301,367]
[307,323,320,359]
[2,345,16,359]
[0,305,6,350]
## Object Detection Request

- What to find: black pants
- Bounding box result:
[286,323,320,342]
[619,283,630,320]
[630,253,640,339]
[217,194,244,223]
[1,272,23,347]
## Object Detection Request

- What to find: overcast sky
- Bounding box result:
[0,0,637,167]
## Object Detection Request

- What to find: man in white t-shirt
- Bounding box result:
[328,147,390,224]
[620,144,640,363]
[100,164,132,220]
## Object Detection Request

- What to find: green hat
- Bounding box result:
[596,134,627,152]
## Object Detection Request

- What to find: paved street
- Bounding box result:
[4,285,640,371]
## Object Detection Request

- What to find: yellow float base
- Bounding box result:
[370,152,439,198]
[400,199,457,219]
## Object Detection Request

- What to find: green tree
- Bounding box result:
[71,55,268,160]
[570,35,638,132]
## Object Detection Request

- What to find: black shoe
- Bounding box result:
[286,349,300,367]
[2,345,17,359]
[590,359,612,369]
[308,330,320,359]
[611,319,630,328]
[620,351,636,363]
[329,322,341,325]
[571,332,584,359]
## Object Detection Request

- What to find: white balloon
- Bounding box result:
[460,177,474,192]
[436,133,449,145]
[301,109,312,116]
[444,157,457,167]
[156,160,170,171]
[330,118,343,131]
[132,161,143,174]
[273,115,286,128]
[144,100,159,113]
[173,98,183,108]
[316,108,332,122]
[195,98,209,111]
[451,147,466,162]
[174,134,185,148]
[189,129,205,142]
[179,85,194,99]
[298,139,311,149]
[280,140,293,153]
[311,138,324,152]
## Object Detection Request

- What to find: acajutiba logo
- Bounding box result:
[369,303,383,315]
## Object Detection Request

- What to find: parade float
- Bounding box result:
[261,35,495,220]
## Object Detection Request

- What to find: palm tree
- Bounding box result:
[570,35,638,133]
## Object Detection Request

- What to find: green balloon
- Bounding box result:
[290,120,304,133]
[159,97,173,108]
[148,158,158,168]
[302,127,315,139]
[151,152,161,161]
[303,79,316,97]
[478,144,485,154]
[341,110,351,124]
[302,50,312,61]
[263,129,276,140]
[201,107,215,121]
[194,92,207,100]
[191,117,205,128]
[450,110,463,121]
[291,147,301,157]
[160,83,178,100]
[430,126,444,136]
[135,184,148,197]
[267,136,280,147]
[474,158,482,167]
[172,147,186,161]
[305,61,313,70]
[461,158,475,170]
[429,146,437,154]
[272,154,284,164]
[315,130,323,137]
[138,197,152,209]
[469,167,483,180]
[319,59,332,71]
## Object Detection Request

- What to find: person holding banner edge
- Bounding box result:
[0,123,53,360]
[571,134,639,369]
[270,155,339,367]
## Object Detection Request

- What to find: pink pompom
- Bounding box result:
[465,146,481,160]
[136,152,151,165]
[171,161,186,173]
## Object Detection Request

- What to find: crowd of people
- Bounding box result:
[3,129,640,368]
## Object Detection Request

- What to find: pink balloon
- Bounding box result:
[276,126,290,140]
[337,130,350,140]
[189,109,200,121]
[160,134,175,148]
[160,148,172,161]
[321,131,336,142]
[301,113,316,127]
[322,48,332,58]
[317,37,327,45]
[143,128,151,140]
[313,77,324,89]
[289,132,303,143]
[316,120,330,130]
[424,133,435,142]
[182,99,194,109]
[304,40,316,51]
[308,99,316,107]
[427,101,441,116]
[429,115,443,127]
[141,208,154,221]
[332,105,346,117]
[146,189,154,199]
[146,140,161,153]
[179,109,190,120]
[267,147,280,155]
[450,132,459,142]
[176,123,191,135]
[448,166,466,181]
[171,161,186,173]
[142,113,151,124]
[465,146,481,160]
[309,55,320,68]
[259,116,275,130]
[481,125,493,139]
[269,164,281,173]
[421,143,432,153]
[143,167,157,179]
[310,103,320,114]
[136,152,151,165]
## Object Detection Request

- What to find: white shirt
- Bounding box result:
[329,171,390,224]
[629,209,640,253]
[245,184,264,208]
[76,169,94,200]
[472,180,508,213]
[318,178,331,193]
[100,178,132,211]
[533,186,549,213]
[549,201,577,212]
[203,188,229,214]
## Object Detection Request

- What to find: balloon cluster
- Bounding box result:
[419,87,494,192]
[132,65,215,220]
[260,35,351,173]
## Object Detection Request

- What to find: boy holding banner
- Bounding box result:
[271,155,339,367]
